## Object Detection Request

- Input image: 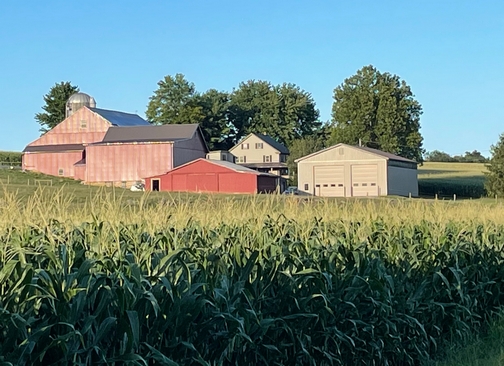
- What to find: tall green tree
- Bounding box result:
[229,81,320,147]
[287,130,328,185]
[145,73,200,125]
[485,134,504,196]
[146,74,234,150]
[35,82,79,134]
[328,65,424,162]
[198,89,234,150]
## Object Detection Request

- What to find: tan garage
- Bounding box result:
[295,143,418,197]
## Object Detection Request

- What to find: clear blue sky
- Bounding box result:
[0,1,503,157]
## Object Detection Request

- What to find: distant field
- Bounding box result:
[418,162,487,198]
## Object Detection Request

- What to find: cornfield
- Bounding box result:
[1,187,504,365]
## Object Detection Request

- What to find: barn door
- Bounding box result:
[313,165,345,197]
[351,165,378,197]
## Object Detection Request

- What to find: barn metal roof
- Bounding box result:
[89,108,150,127]
[23,144,85,153]
[295,143,418,164]
[99,124,200,143]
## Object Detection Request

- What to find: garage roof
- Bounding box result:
[295,143,417,164]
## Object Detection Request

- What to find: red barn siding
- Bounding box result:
[144,159,265,194]
[86,143,173,183]
[22,151,83,178]
[74,165,86,181]
[217,173,257,194]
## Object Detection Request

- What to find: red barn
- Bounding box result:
[22,93,208,187]
[144,158,280,194]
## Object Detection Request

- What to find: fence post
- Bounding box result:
[408,192,411,199]
[435,193,438,200]
[453,194,456,201]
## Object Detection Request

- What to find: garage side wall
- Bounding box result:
[387,165,418,197]
[297,146,388,197]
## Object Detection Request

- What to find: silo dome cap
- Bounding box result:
[67,92,93,103]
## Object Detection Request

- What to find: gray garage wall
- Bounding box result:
[387,165,418,197]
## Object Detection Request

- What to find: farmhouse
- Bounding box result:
[230,133,289,192]
[23,93,208,187]
[295,143,418,197]
[144,158,279,194]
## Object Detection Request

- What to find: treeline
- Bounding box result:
[0,151,22,165]
[424,150,488,163]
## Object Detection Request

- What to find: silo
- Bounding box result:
[65,92,96,118]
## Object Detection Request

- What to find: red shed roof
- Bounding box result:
[144,158,279,179]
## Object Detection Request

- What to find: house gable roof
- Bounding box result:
[98,124,200,144]
[295,143,417,164]
[231,133,290,154]
[88,107,150,127]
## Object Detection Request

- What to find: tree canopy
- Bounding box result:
[485,134,504,197]
[35,82,79,134]
[146,74,321,150]
[286,130,328,185]
[328,65,424,162]
[425,150,488,163]
[229,81,321,147]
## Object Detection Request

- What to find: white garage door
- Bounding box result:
[351,165,379,197]
[314,165,345,197]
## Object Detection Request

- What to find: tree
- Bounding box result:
[425,150,455,162]
[485,134,504,196]
[35,82,79,134]
[146,74,235,150]
[461,150,488,163]
[146,74,200,125]
[328,65,424,162]
[198,89,234,150]
[229,81,321,147]
[287,132,328,185]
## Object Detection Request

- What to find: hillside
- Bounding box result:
[418,162,487,198]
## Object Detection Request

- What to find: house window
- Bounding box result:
[263,155,272,163]
[280,155,287,163]
[58,168,64,176]
[304,184,309,190]
[80,120,87,129]
[241,143,249,150]
[239,156,246,163]
[255,143,263,149]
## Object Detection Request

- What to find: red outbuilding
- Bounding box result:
[144,158,280,194]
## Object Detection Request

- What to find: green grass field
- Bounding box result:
[418,162,487,199]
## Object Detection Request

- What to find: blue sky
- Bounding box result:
[0,1,502,156]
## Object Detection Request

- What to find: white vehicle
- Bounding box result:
[130,182,145,192]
